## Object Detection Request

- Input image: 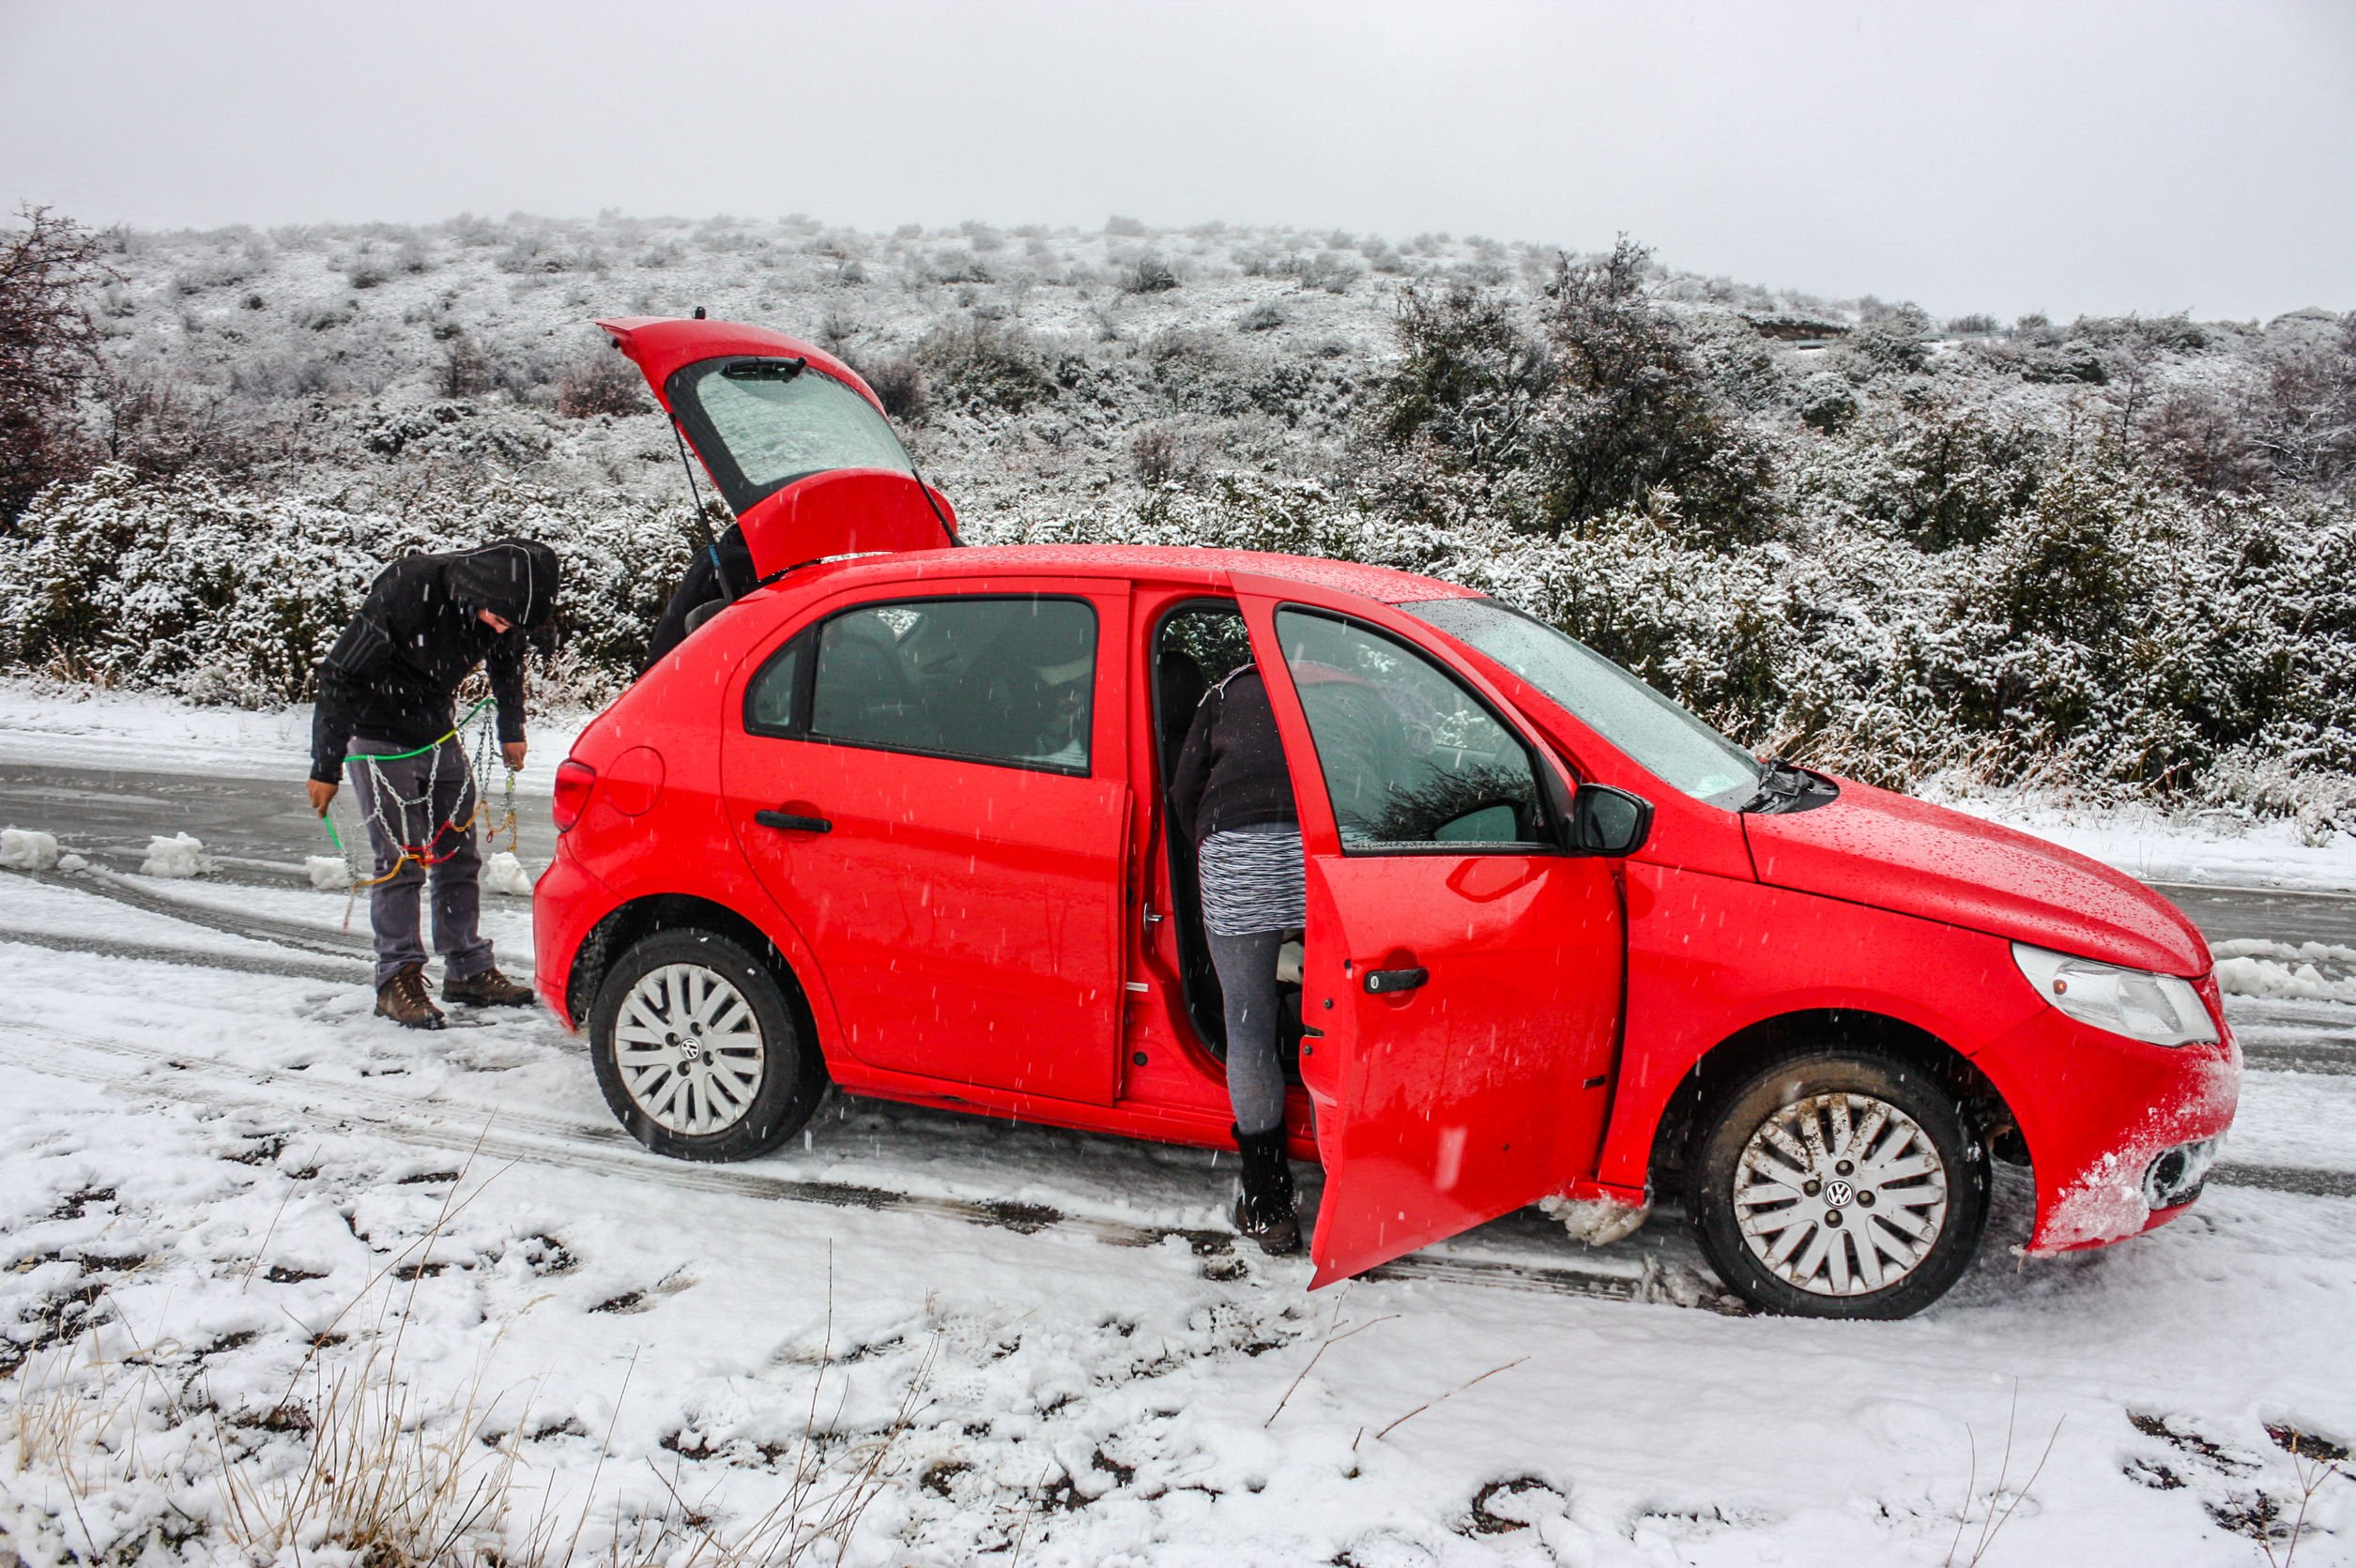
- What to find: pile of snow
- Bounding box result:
[305,854,354,891]
[482,850,536,897]
[0,827,60,871]
[2212,937,2356,1003]
[138,831,208,878]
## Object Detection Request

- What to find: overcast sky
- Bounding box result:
[3,1,2348,322]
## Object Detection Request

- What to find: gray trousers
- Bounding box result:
[1205,929,1289,1136]
[347,736,493,988]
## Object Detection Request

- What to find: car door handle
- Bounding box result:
[1363,966,1429,995]
[755,809,833,834]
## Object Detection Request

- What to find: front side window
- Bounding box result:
[1400,597,1764,809]
[669,357,915,514]
[1275,608,1545,850]
[773,595,1096,772]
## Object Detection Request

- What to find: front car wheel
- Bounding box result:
[1691,1051,1989,1318]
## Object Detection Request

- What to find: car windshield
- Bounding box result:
[668,357,913,512]
[1400,597,1764,809]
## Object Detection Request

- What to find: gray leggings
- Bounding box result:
[1205,928,1289,1136]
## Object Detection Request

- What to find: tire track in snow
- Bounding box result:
[9,878,2354,1226]
[0,1021,1729,1312]
[2240,1041,2356,1077]
[2212,1164,2356,1199]
[0,867,533,984]
[16,865,381,960]
[15,878,2355,1089]
[0,923,369,984]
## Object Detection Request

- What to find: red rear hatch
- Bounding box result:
[597,315,956,572]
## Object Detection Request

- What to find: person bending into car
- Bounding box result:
[1168,661,1305,1256]
[641,523,755,670]
[307,540,560,1029]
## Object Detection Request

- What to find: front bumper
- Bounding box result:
[1985,971,2240,1253]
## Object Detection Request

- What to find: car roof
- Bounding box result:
[783,543,1479,605]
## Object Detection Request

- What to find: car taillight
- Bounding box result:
[552,759,597,831]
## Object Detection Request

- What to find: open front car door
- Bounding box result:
[1240,592,1629,1286]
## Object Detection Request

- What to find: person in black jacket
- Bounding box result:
[642,524,754,670]
[1167,662,1305,1255]
[307,540,559,1029]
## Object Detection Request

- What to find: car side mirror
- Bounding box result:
[1566,784,1654,858]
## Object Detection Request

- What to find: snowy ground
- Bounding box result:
[5,682,2356,1565]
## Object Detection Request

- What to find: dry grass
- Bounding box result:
[2258,1430,2348,1568]
[3,1160,931,1566]
[1944,1386,2064,1568]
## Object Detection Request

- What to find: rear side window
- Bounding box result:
[745,636,803,734]
[746,596,1097,774]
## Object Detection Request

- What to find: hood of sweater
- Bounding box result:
[448,540,561,631]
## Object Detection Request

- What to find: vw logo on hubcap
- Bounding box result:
[1823,1178,1856,1208]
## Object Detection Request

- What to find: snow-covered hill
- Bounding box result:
[4,213,2352,829]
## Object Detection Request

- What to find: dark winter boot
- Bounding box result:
[376,963,446,1030]
[442,966,534,1008]
[1232,1124,1301,1256]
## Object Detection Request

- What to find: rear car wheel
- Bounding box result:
[589,929,821,1162]
[1690,1051,1988,1319]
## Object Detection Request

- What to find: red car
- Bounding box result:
[534,316,2240,1318]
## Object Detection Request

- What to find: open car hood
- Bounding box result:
[597,315,956,574]
[1742,778,2210,977]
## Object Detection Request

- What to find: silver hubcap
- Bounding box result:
[613,963,765,1136]
[1734,1091,1949,1298]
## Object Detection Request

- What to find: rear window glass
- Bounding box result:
[669,358,913,513]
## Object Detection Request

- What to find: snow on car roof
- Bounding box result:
[801,543,1479,604]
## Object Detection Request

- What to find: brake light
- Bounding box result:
[552,759,597,831]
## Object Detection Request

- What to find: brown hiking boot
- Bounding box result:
[443,966,534,1008]
[376,963,446,1030]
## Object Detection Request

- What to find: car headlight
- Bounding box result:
[2012,943,2219,1047]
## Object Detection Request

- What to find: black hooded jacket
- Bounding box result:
[310,540,560,785]
[643,525,754,670]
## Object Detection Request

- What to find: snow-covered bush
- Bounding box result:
[553,350,650,418]
[0,464,690,705]
[2,209,2348,824]
[916,320,1056,414]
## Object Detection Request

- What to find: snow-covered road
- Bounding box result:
[5,834,2356,1561]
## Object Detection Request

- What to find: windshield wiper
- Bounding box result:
[1739,757,1820,814]
[723,357,807,383]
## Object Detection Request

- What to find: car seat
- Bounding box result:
[813,615,940,751]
